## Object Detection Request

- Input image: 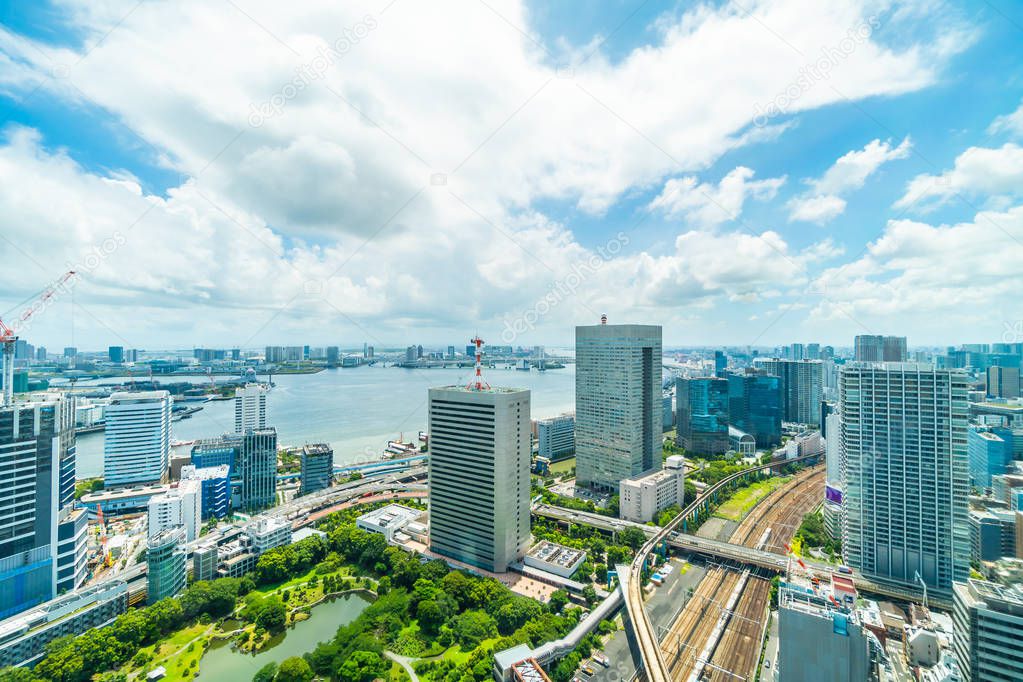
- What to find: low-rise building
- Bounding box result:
[245,516,292,554]
[618,455,686,523]
[0,581,129,668]
[356,504,423,544]
[192,543,218,582]
[522,541,586,579]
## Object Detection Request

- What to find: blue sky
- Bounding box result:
[1,0,1022,349]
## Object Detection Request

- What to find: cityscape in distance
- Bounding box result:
[1,3,1022,682]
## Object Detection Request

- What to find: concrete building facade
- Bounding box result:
[952,579,1023,682]
[428,385,531,572]
[537,414,575,460]
[840,364,970,594]
[103,391,172,487]
[234,383,268,433]
[618,455,685,523]
[575,323,662,491]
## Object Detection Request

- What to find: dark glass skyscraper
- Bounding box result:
[676,377,729,457]
[727,373,782,448]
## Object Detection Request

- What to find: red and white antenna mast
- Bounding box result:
[467,335,491,391]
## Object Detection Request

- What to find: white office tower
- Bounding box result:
[103,391,172,487]
[840,364,970,594]
[147,478,201,542]
[427,385,531,572]
[953,579,1023,682]
[575,321,662,491]
[823,409,843,541]
[234,383,268,433]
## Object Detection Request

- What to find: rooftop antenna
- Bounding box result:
[600,313,607,325]
[466,335,490,391]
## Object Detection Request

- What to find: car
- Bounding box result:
[764,660,771,669]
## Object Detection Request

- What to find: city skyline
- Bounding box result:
[1,2,1022,348]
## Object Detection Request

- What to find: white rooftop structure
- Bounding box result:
[523,541,586,578]
[356,504,423,544]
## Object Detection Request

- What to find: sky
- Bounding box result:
[1,0,1022,351]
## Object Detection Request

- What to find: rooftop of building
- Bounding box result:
[302,443,333,455]
[526,541,585,570]
[81,483,169,503]
[960,578,1023,615]
[430,384,528,395]
[181,464,230,480]
[245,515,290,536]
[108,390,170,401]
[356,504,423,528]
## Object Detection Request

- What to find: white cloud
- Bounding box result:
[788,137,911,223]
[988,100,1023,138]
[894,143,1023,211]
[0,0,974,344]
[648,166,785,227]
[808,205,1023,340]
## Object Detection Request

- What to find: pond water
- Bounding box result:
[196,592,371,679]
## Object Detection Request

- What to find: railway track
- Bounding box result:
[660,466,824,681]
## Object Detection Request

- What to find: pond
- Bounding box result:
[196,592,371,679]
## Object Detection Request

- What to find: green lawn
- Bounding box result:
[713,476,791,522]
[549,458,576,476]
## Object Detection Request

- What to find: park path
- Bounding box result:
[385,651,421,682]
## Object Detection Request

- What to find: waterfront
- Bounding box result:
[197,592,371,680]
[73,364,577,477]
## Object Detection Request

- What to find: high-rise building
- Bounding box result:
[727,373,782,447]
[405,346,418,364]
[103,391,172,488]
[0,396,85,619]
[180,464,230,520]
[840,364,969,593]
[952,579,1023,682]
[107,346,124,364]
[34,347,46,362]
[62,347,76,359]
[854,335,908,362]
[147,478,201,542]
[790,343,806,361]
[675,377,729,457]
[537,414,575,460]
[366,346,374,359]
[575,322,662,491]
[146,527,186,604]
[987,366,1020,399]
[234,383,268,433]
[300,444,333,495]
[713,350,727,377]
[238,428,277,512]
[325,346,340,367]
[192,543,218,582]
[753,358,823,425]
[967,426,1014,489]
[806,343,821,360]
[427,385,530,572]
[823,409,843,540]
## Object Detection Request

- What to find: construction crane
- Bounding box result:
[1,270,77,407]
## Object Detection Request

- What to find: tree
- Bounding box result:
[618,527,646,550]
[547,589,569,614]
[582,585,598,605]
[255,596,287,632]
[416,599,446,636]
[252,662,278,682]
[276,657,314,682]
[337,650,387,682]
[495,598,541,635]
[451,610,498,650]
